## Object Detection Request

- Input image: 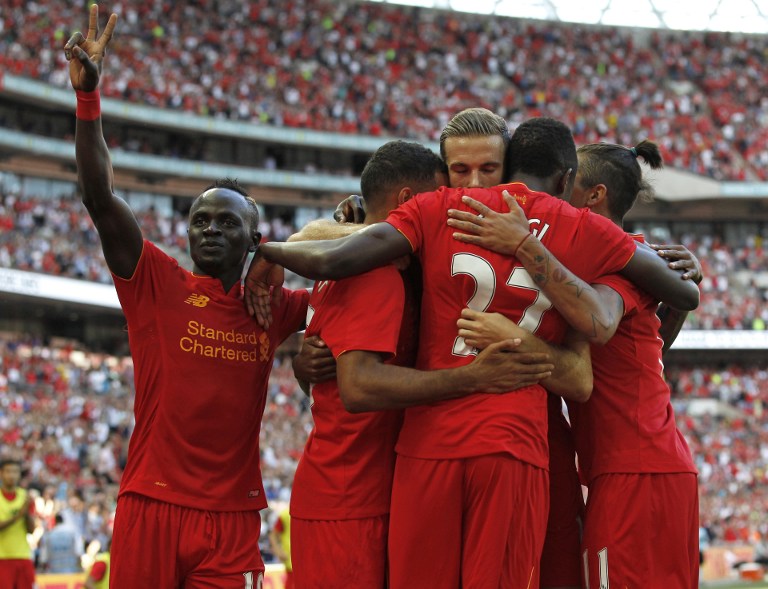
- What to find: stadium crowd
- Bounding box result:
[3,0,768,180]
[2,189,766,330]
[0,335,766,567]
[0,335,312,568]
[670,363,768,547]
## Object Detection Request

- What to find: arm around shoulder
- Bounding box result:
[260,222,411,280]
[620,243,699,311]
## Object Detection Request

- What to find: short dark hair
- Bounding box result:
[439,108,510,161]
[505,117,578,181]
[360,141,444,209]
[0,458,21,470]
[201,177,259,227]
[577,140,663,220]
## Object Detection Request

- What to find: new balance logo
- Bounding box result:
[185,294,210,307]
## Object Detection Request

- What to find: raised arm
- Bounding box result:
[66,5,142,279]
[336,339,554,413]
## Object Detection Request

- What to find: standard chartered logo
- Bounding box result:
[179,320,270,362]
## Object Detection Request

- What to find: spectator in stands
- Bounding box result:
[38,512,82,573]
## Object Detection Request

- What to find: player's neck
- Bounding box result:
[365,206,389,225]
[509,173,561,198]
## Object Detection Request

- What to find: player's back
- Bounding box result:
[568,237,697,482]
[386,182,636,467]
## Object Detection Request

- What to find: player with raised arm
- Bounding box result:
[64,6,308,586]
[246,117,699,588]
[454,140,700,589]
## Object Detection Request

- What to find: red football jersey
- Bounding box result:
[386,183,636,468]
[113,241,308,511]
[568,235,697,483]
[290,265,408,520]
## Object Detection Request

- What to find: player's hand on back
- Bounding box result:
[293,336,336,384]
[333,194,367,224]
[447,190,530,254]
[468,339,554,393]
[64,4,118,92]
[244,252,284,328]
[649,243,703,284]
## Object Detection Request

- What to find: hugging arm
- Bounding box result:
[457,309,595,402]
[336,340,554,413]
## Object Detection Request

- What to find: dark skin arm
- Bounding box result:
[245,223,410,325]
[447,191,699,342]
[336,339,554,413]
[651,244,703,352]
[65,6,142,280]
[292,335,336,396]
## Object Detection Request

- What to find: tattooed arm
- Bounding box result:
[511,234,624,344]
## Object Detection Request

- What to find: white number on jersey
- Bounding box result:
[450,253,552,357]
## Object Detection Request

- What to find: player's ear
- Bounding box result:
[398,187,413,205]
[586,184,608,209]
[250,230,262,251]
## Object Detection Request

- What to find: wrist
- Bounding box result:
[513,232,533,258]
[453,364,478,396]
[76,89,101,121]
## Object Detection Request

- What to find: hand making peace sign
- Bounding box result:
[64,4,118,92]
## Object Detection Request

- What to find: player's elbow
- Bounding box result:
[570,377,593,403]
[338,370,376,413]
[339,387,374,413]
[676,285,700,312]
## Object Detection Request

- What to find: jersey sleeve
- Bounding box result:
[319,266,404,360]
[271,287,310,344]
[111,240,171,327]
[572,211,636,279]
[385,189,442,254]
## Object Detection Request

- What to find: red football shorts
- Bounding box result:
[582,472,699,589]
[540,414,584,589]
[389,454,548,589]
[290,515,388,588]
[110,493,264,588]
[0,559,35,589]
